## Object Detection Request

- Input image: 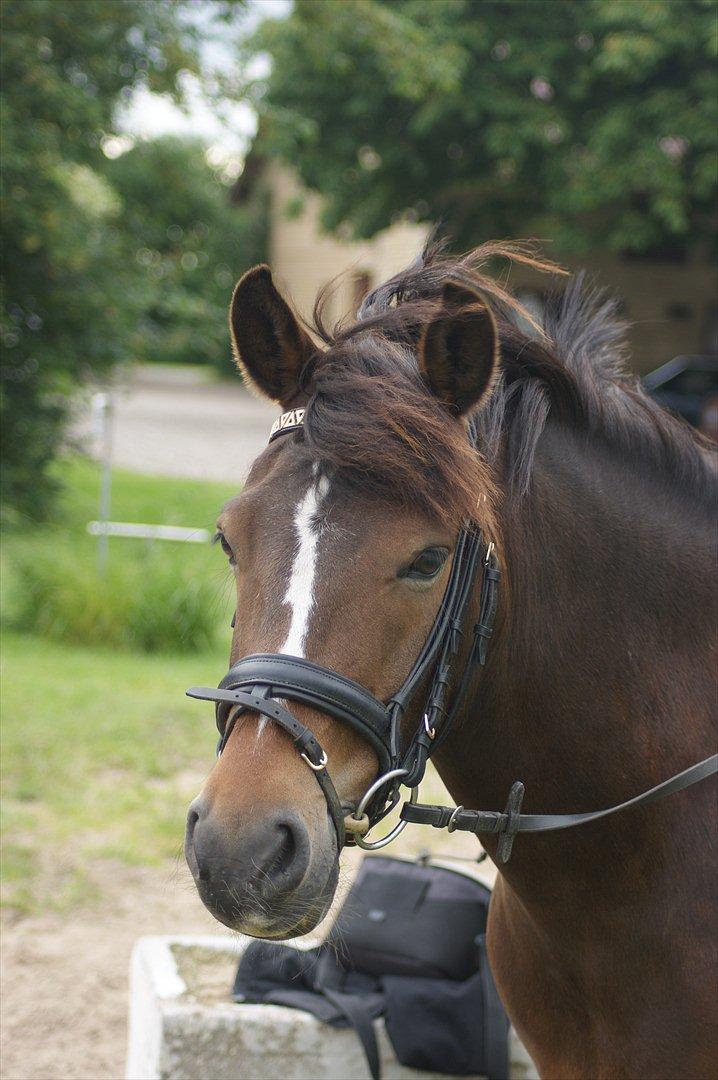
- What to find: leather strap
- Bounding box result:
[186,685,346,847]
[268,408,305,443]
[188,413,715,860]
[217,654,393,773]
[401,754,718,862]
[186,535,500,841]
[313,951,381,1080]
[321,988,381,1080]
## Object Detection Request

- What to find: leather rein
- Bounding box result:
[187,409,717,862]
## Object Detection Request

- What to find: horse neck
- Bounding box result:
[438,417,716,885]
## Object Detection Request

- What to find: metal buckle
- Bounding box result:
[352,768,418,851]
[423,713,436,740]
[447,804,464,833]
[300,749,328,772]
[485,541,495,565]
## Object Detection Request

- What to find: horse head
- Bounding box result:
[184,263,500,937]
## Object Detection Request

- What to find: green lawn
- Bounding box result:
[48,453,236,531]
[1,457,237,910]
[1,456,239,653]
[1,630,221,911]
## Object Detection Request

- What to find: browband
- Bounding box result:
[269,408,305,442]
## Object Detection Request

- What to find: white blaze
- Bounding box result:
[255,470,329,737]
[280,473,328,657]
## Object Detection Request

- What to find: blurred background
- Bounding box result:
[1,2,716,1077]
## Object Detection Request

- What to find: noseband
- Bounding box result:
[187,410,717,861]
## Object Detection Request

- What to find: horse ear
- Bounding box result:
[417,280,500,415]
[229,265,314,404]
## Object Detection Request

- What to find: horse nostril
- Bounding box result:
[265,824,295,878]
[257,816,310,893]
[185,802,312,911]
[184,801,204,879]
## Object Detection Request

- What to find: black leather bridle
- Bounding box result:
[187,410,717,861]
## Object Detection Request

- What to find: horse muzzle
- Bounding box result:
[184,791,338,936]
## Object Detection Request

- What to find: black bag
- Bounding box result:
[232,856,509,1080]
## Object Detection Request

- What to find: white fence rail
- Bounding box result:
[87,521,211,544]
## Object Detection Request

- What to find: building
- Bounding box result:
[240,161,717,374]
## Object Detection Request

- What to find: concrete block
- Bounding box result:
[126,935,537,1080]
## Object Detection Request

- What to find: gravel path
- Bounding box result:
[73,364,278,484]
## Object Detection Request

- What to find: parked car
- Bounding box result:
[643,355,718,440]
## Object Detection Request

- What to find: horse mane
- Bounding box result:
[300,239,716,522]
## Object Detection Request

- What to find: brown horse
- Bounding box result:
[185,242,717,1079]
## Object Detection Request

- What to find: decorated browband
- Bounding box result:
[268,408,305,443]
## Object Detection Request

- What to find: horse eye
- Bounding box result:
[402,547,449,580]
[214,531,234,561]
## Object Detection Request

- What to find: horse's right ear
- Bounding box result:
[229,265,314,404]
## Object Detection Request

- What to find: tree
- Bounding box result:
[106,137,266,372]
[252,0,717,256]
[0,1,243,520]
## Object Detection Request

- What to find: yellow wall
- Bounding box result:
[268,164,429,328]
[266,165,716,373]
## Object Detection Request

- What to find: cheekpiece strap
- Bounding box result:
[269,408,305,443]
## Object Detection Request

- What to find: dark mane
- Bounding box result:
[301,239,716,519]
[302,330,498,530]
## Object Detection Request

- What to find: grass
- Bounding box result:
[2,456,238,652]
[1,630,221,912]
[47,453,235,530]
[1,456,237,910]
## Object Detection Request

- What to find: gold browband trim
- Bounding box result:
[268,408,305,442]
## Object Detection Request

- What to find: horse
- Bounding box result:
[184,241,717,1079]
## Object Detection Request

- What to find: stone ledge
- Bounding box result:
[126,934,538,1080]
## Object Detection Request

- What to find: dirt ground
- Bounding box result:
[1,842,492,1080]
[0,859,221,1080]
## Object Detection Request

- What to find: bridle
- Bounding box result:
[187,409,717,862]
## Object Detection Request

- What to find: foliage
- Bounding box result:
[1,456,236,653]
[0,1,253,521]
[107,137,266,371]
[10,548,221,653]
[252,0,717,256]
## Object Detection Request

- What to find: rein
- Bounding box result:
[187,409,717,862]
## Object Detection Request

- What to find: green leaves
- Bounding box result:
[252,0,717,254]
[0,0,262,520]
[106,137,266,371]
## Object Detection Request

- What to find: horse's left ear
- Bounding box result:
[417,280,500,415]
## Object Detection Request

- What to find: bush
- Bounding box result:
[106,137,268,375]
[0,1,205,521]
[9,543,220,654]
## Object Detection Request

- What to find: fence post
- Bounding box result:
[92,391,113,577]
